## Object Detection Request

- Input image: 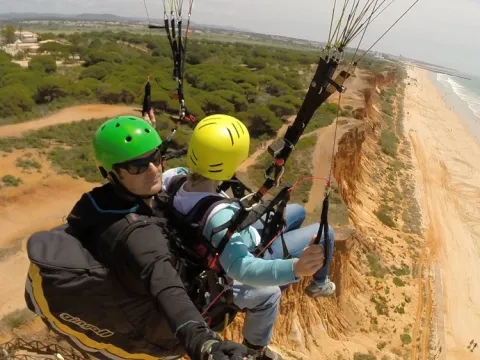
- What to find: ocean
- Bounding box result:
[433,72,480,139]
[436,73,480,120]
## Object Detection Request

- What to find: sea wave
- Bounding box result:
[437,73,480,119]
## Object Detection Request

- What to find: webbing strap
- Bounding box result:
[314,194,330,267]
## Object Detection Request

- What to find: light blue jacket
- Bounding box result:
[162,167,299,287]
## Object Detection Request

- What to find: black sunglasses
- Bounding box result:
[114,147,163,175]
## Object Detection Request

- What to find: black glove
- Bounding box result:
[203,339,256,360]
[175,320,255,360]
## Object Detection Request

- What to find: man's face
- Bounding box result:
[113,147,163,196]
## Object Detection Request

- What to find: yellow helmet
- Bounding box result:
[187,114,250,181]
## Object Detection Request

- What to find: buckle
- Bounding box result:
[239,192,257,211]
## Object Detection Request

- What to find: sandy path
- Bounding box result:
[405,67,480,360]
[0,104,138,137]
[237,116,294,173]
[303,118,361,213]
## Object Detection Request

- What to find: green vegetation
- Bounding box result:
[16,157,42,170]
[0,118,106,182]
[0,29,319,189]
[374,83,402,228]
[0,30,315,130]
[370,293,389,316]
[1,174,23,187]
[353,352,377,360]
[1,24,16,44]
[304,103,340,133]
[378,85,399,158]
[379,130,398,158]
[304,181,350,227]
[0,308,36,330]
[377,342,387,350]
[367,253,388,278]
[400,333,412,346]
[374,204,395,228]
[0,27,395,219]
[246,135,318,204]
[372,71,423,236]
[328,183,350,225]
[391,263,410,276]
[401,183,422,234]
[393,277,405,287]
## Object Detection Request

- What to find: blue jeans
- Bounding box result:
[232,203,335,346]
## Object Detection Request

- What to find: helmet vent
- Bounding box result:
[101,125,106,131]
[145,128,151,133]
[125,136,132,143]
[115,123,120,128]
[189,155,197,166]
[231,122,240,138]
[198,122,216,130]
[226,128,234,146]
[235,120,245,134]
[129,117,137,121]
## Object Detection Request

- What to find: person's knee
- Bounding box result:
[235,285,281,312]
[287,203,307,229]
[254,286,281,311]
[289,203,306,220]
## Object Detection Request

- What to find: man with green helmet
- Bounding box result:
[58,115,253,360]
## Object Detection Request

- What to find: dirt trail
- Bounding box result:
[304,118,361,213]
[0,103,136,315]
[0,104,138,137]
[238,117,297,173]
[405,67,480,360]
[0,104,139,318]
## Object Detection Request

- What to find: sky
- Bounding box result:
[1,0,479,77]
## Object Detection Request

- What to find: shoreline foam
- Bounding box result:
[429,71,480,141]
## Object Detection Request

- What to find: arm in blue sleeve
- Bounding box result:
[203,206,299,287]
[219,235,299,286]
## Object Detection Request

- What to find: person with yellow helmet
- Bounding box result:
[163,114,336,360]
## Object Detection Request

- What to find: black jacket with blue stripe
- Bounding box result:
[24,182,218,360]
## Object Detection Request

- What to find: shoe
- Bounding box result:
[242,339,283,360]
[305,279,336,298]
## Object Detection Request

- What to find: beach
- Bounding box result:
[405,67,480,360]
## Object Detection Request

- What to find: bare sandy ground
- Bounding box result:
[0,104,138,137]
[405,67,480,360]
[0,151,96,317]
[0,103,137,318]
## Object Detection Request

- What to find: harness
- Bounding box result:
[164,175,296,267]
[102,197,240,332]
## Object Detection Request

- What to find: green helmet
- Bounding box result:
[93,116,162,173]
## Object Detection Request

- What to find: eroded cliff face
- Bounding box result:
[223,228,362,360]
[333,70,397,209]
[333,126,367,208]
[222,70,399,360]
[190,69,400,360]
